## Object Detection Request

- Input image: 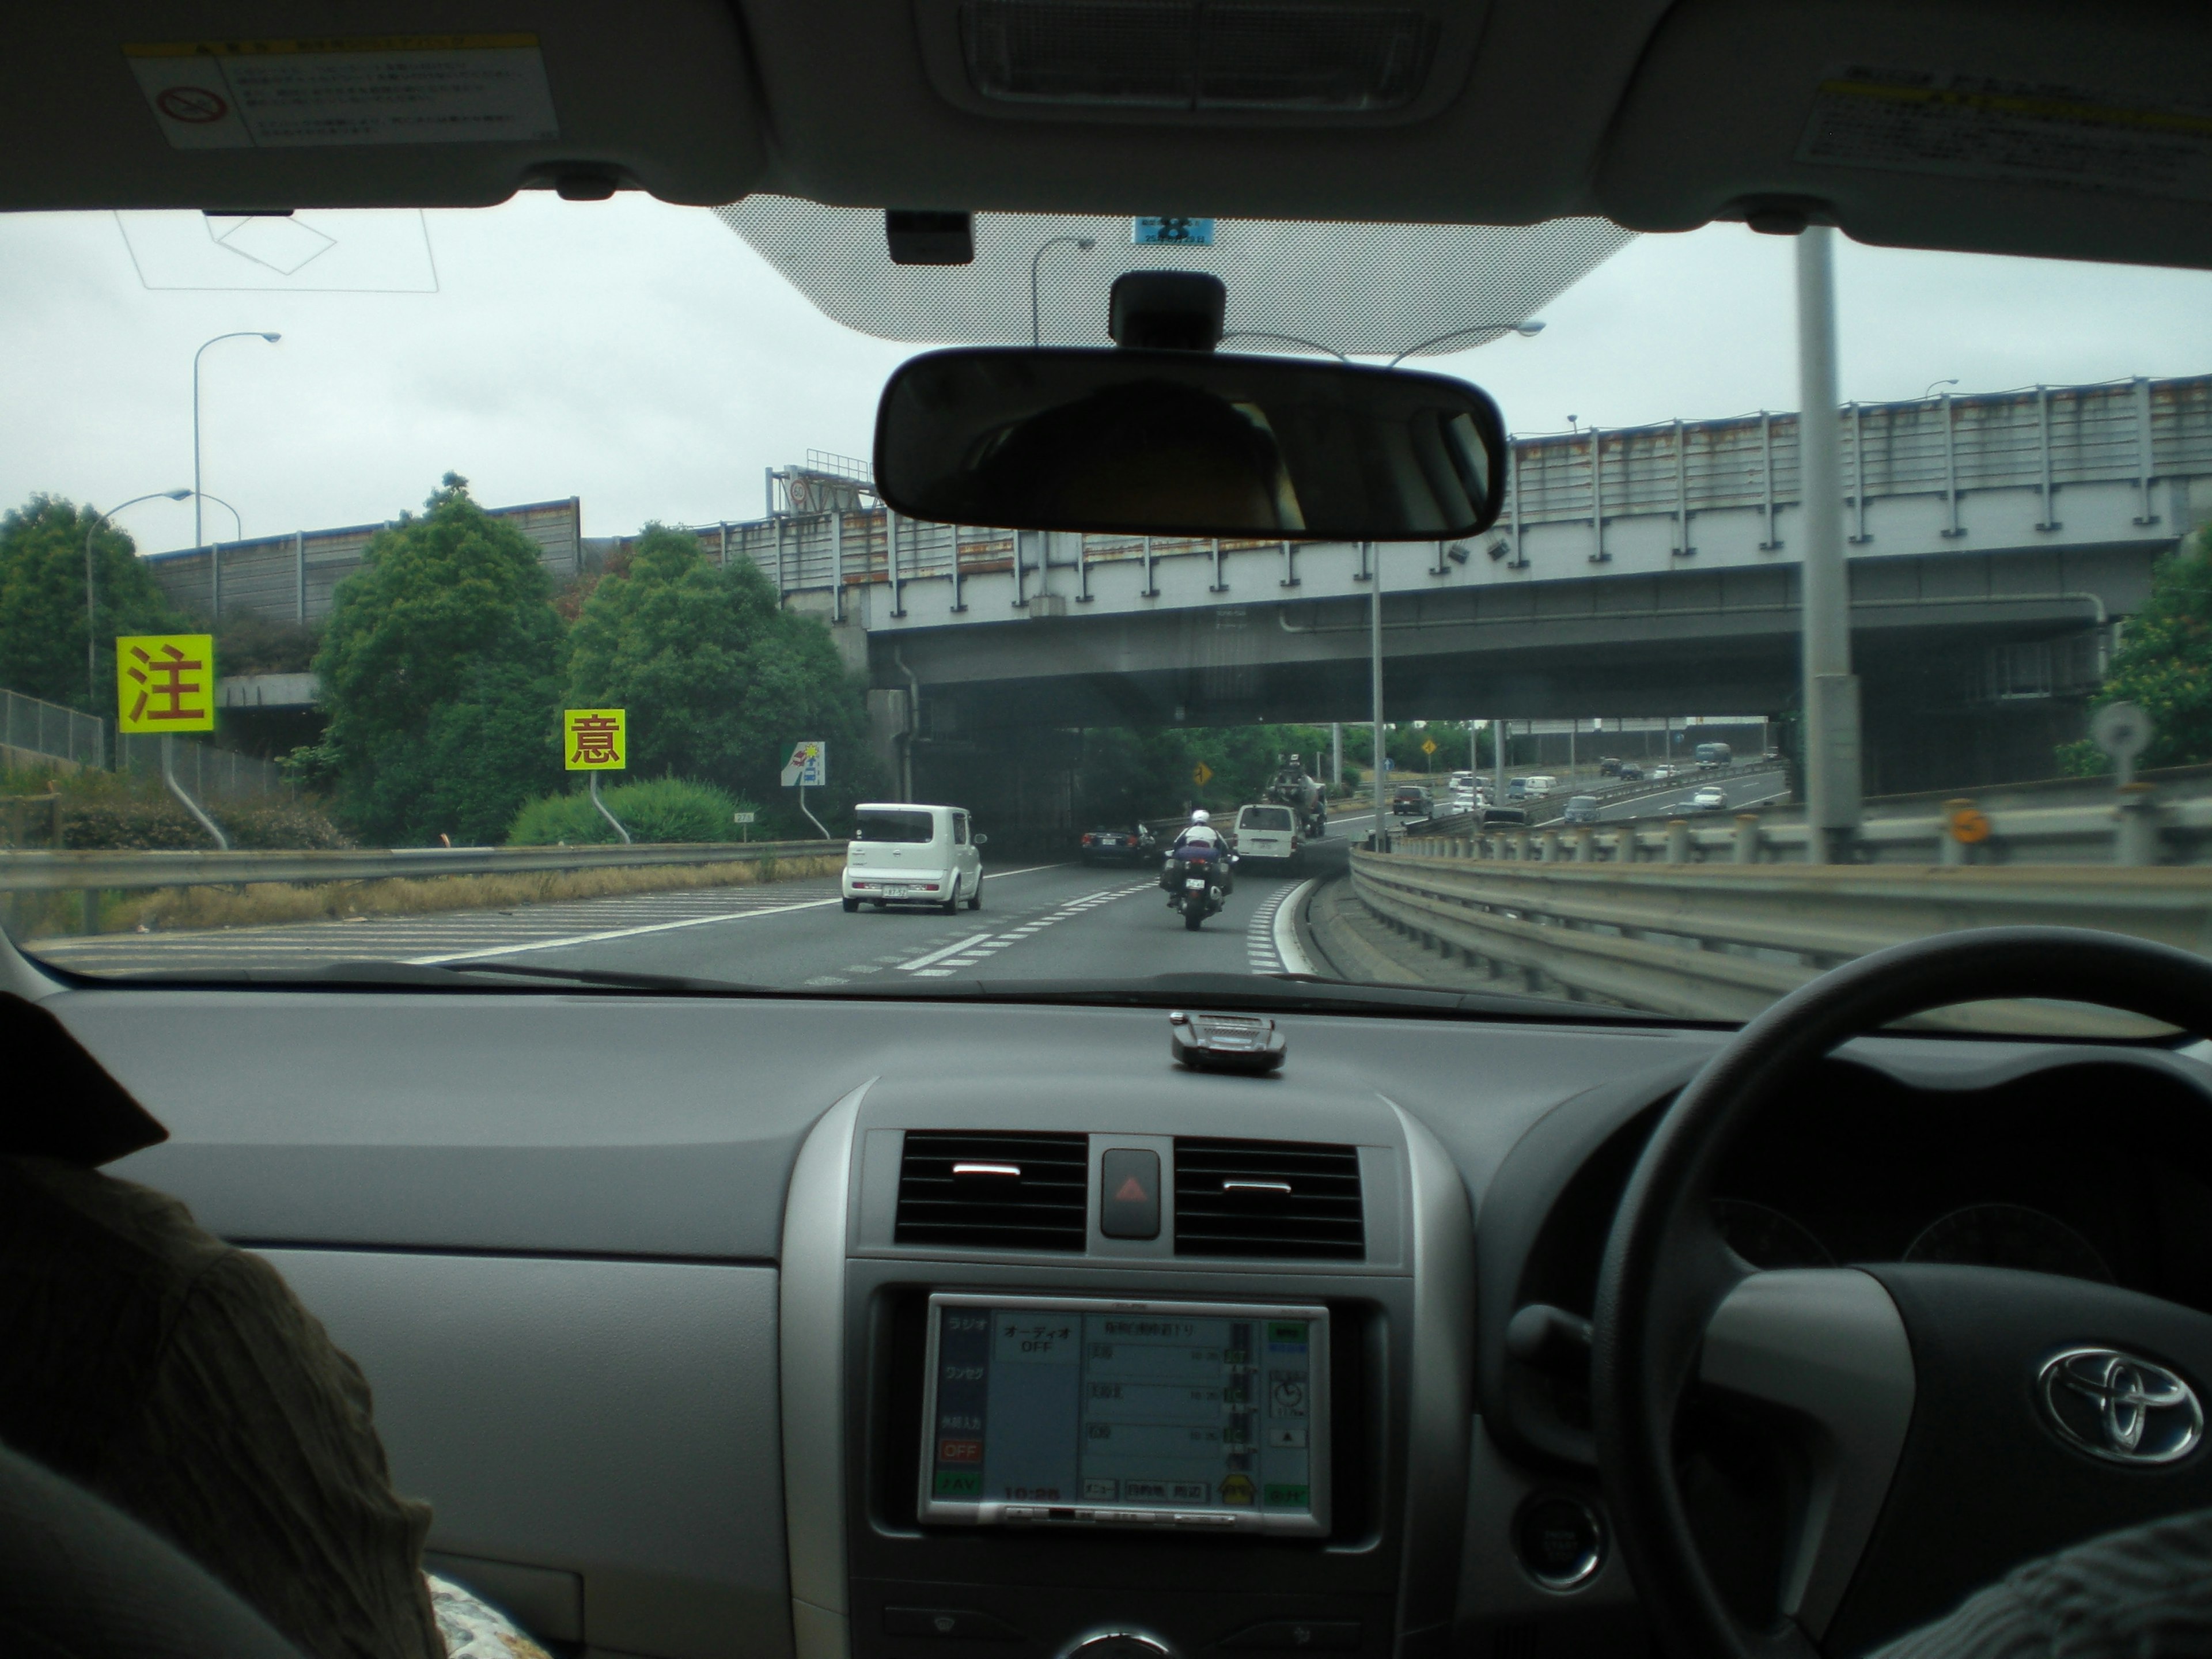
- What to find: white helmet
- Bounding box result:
[1190,809,1211,825]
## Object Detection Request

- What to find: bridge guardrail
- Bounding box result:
[1347,849,2207,1036]
[0,839,844,895]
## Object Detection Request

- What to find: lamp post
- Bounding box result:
[193,331,280,550]
[85,489,192,735]
[1385,318,1544,368]
[1029,237,1096,346]
[1921,377,1959,401]
[192,490,245,618]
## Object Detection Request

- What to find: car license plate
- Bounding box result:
[1185,878,1208,889]
[884,885,914,897]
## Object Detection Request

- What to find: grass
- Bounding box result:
[6,853,847,942]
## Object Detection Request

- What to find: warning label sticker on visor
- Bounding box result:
[125,35,558,150]
[1798,67,2212,203]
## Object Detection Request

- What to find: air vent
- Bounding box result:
[896,1131,1089,1251]
[1173,1137,1364,1260]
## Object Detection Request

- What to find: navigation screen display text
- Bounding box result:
[923,1297,1326,1531]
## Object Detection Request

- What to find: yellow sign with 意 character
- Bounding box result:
[116,634,216,732]
[564,707,627,771]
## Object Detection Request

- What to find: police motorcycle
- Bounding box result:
[1161,810,1236,931]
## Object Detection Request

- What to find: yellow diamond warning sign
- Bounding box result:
[1192,760,1214,787]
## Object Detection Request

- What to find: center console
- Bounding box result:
[779,1068,1473,1659]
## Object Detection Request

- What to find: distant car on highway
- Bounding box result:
[1688,785,1728,812]
[1561,794,1601,824]
[1078,824,1154,866]
[1479,805,1528,827]
[1391,785,1432,817]
[1597,757,1623,777]
[1446,790,1479,815]
[1616,762,1643,781]
[1649,764,1676,782]
[1695,741,1734,769]
[1230,803,1302,867]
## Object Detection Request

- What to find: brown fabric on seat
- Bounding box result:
[0,993,442,1659]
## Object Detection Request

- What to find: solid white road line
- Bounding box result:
[407,893,846,964]
[1272,877,1320,977]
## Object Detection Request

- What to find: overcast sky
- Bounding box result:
[3,194,2209,553]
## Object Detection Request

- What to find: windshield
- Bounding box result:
[2,199,2209,1035]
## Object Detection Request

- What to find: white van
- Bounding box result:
[1518,774,1560,799]
[842,803,984,914]
[1232,802,1302,866]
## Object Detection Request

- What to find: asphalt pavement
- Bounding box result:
[32,822,1369,986]
[1593,767,1790,823]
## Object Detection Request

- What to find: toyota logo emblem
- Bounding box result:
[2037,1348,2203,1465]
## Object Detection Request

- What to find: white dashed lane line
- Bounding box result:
[1244,887,1290,974]
[898,881,1156,978]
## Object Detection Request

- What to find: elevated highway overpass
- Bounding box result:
[718,373,2209,794]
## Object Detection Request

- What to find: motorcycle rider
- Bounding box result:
[1162,809,1234,903]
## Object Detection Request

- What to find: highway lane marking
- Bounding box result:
[896,932,993,971]
[1271,878,1321,977]
[406,893,849,964]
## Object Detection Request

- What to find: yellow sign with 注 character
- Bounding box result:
[564,707,627,771]
[116,634,216,732]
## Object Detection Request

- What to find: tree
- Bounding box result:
[314,475,567,844]
[0,495,190,713]
[2059,531,2212,775]
[563,524,880,830]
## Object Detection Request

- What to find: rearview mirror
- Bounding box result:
[873,347,1508,541]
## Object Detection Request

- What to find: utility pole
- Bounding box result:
[1369,545,1388,850]
[1797,225,1861,860]
[1331,722,1343,790]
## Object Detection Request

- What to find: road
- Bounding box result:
[1592,766,1789,823]
[31,823,1373,985]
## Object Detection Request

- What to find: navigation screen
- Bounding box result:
[919,1295,1329,1535]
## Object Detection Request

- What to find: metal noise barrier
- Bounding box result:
[0,839,846,894]
[1347,850,2212,1037]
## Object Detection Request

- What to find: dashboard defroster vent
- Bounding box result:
[1173,1137,1364,1260]
[896,1131,1089,1251]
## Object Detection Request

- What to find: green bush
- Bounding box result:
[34,782,352,851]
[506,777,762,845]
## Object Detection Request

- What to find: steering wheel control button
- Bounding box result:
[1169,1010,1287,1074]
[885,1608,1025,1641]
[2037,1347,2205,1464]
[1221,1622,1361,1650]
[1514,1494,1607,1590]
[1101,1148,1162,1238]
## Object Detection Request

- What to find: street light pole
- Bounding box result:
[85,489,192,743]
[1029,237,1096,346]
[1370,542,1388,852]
[1796,226,1861,861]
[192,331,281,550]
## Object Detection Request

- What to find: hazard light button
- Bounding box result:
[1100,1149,1161,1239]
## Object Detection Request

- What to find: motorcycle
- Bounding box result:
[1168,847,1233,931]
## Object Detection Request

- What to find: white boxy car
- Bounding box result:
[1232,802,1302,867]
[842,803,984,914]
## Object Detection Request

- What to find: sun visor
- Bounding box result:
[1596,0,2212,270]
[0,4,767,211]
[717,200,1633,354]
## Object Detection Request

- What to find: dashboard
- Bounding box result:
[41,985,2212,1659]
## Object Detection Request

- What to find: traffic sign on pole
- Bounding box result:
[1421,737,1438,756]
[1192,760,1214,787]
[781,741,827,786]
[116,634,216,732]
[563,708,627,770]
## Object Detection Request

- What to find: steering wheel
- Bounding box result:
[1591,926,2212,1659]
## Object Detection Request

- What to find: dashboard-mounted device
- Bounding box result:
[920,1294,1330,1535]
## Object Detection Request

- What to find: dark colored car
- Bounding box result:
[1598,757,1622,777]
[1078,825,1154,865]
[1617,762,1643,781]
[1561,795,1602,824]
[1391,786,1432,817]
